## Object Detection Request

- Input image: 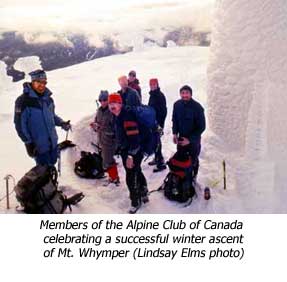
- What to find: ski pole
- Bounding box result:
[5,176,10,209]
[223,160,226,190]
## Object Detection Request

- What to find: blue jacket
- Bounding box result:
[148,87,167,128]
[14,83,64,154]
[118,87,141,107]
[172,99,206,143]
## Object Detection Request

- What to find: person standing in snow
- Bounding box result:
[172,85,206,180]
[147,78,167,172]
[90,90,120,186]
[117,75,141,106]
[108,93,148,213]
[128,70,142,99]
[14,69,71,166]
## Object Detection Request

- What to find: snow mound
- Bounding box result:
[14,56,42,76]
[207,0,287,211]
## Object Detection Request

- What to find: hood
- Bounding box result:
[22,82,52,98]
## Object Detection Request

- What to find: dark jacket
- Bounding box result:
[118,87,141,107]
[148,87,167,128]
[172,99,206,143]
[14,83,64,154]
[115,107,141,156]
[128,79,141,99]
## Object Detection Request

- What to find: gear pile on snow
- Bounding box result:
[15,165,84,214]
[74,151,105,179]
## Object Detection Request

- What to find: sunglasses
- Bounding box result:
[99,99,108,102]
[129,73,136,77]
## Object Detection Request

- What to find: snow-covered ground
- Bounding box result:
[0,46,218,214]
[0,43,285,213]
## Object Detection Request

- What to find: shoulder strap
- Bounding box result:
[21,93,42,110]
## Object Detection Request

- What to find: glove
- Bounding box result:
[25,143,37,158]
[90,122,100,131]
[114,146,121,156]
[61,120,72,131]
[157,125,164,137]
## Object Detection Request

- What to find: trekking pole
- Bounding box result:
[223,160,227,190]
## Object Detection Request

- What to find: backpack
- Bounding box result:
[15,165,84,214]
[131,105,159,156]
[74,151,105,179]
[163,152,195,203]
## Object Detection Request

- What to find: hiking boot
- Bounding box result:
[153,163,167,173]
[128,203,141,214]
[142,195,149,204]
[148,158,157,166]
[103,177,120,187]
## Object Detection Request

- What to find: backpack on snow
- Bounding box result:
[15,165,84,214]
[74,151,105,179]
[131,105,159,156]
[162,151,195,203]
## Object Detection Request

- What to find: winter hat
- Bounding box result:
[29,69,47,81]
[108,93,123,104]
[99,90,109,101]
[180,85,193,95]
[128,70,136,76]
[149,78,159,86]
[118,75,128,84]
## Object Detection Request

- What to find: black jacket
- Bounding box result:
[148,88,167,128]
[115,108,141,156]
[172,99,206,143]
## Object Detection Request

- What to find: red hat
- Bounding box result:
[108,93,122,104]
[149,78,159,85]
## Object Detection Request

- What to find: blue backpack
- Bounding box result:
[131,105,159,156]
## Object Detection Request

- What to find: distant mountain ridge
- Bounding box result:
[0,28,210,82]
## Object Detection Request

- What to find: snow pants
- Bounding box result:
[35,147,58,166]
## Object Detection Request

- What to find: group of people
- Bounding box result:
[14,69,206,213]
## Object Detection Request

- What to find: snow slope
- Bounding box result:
[207,0,287,212]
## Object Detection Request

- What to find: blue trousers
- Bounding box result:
[35,147,58,166]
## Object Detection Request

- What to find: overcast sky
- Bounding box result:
[0,0,215,46]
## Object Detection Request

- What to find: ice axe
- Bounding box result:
[58,122,76,151]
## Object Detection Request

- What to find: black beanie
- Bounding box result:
[180,85,193,95]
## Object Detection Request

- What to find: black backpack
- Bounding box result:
[74,151,105,179]
[163,151,195,203]
[15,165,84,214]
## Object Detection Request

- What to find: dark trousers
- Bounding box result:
[121,151,148,207]
[35,147,58,166]
[155,138,164,164]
